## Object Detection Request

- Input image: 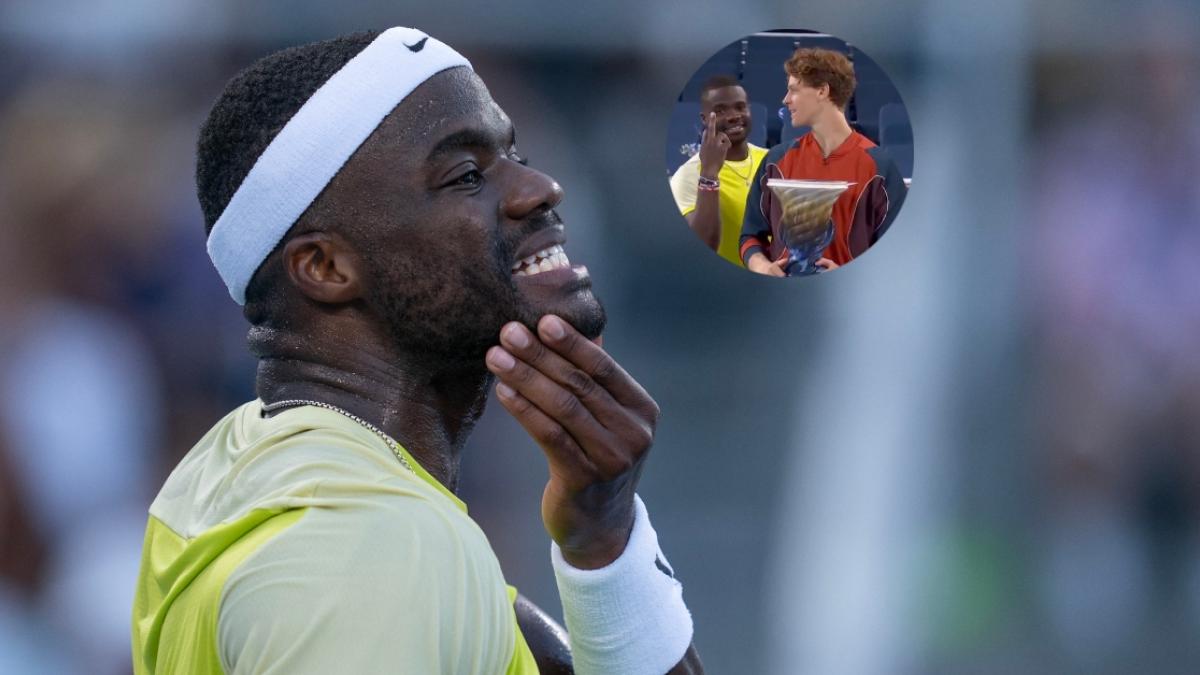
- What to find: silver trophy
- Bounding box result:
[766,179,853,276]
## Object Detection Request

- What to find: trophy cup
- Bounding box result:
[766,179,853,276]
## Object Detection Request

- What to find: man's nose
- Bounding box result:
[502,164,564,219]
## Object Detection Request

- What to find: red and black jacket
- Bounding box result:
[740,131,908,267]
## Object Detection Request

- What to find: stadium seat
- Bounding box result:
[848,81,900,146]
[878,103,914,178]
[742,38,801,98]
[665,102,702,174]
[878,103,911,144]
[746,102,768,148]
[742,33,850,145]
[779,122,810,149]
[846,48,901,143]
[678,40,746,102]
[885,144,913,179]
[851,122,878,145]
[740,72,785,144]
[847,46,892,89]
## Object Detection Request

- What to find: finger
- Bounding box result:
[491,357,639,478]
[536,315,659,420]
[486,344,621,453]
[718,132,730,147]
[499,323,637,432]
[493,381,597,484]
[707,111,716,136]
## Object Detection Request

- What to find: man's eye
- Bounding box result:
[454,169,484,186]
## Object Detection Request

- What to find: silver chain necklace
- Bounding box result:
[261,399,415,474]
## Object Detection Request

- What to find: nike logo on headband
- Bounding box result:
[405,37,428,52]
[655,555,674,579]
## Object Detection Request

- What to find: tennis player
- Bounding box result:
[132,28,702,675]
[668,75,768,266]
[741,47,907,276]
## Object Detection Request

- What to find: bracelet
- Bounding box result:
[697,175,720,192]
[551,495,693,675]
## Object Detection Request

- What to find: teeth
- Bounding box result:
[512,244,572,276]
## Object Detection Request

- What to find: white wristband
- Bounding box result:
[551,495,693,675]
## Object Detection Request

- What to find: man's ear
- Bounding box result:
[282,232,363,304]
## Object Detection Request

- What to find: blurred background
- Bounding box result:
[1,1,1198,673]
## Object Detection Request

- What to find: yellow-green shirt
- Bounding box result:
[668,144,769,266]
[132,400,538,674]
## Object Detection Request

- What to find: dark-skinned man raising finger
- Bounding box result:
[669,75,768,267]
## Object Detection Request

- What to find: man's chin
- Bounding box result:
[518,287,607,341]
[563,293,607,341]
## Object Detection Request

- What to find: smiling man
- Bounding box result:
[669,76,767,266]
[740,48,907,276]
[132,28,702,675]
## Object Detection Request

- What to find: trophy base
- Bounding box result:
[783,257,825,277]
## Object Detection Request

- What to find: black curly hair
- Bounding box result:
[698,74,741,101]
[196,31,379,235]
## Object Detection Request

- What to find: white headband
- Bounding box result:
[205,27,472,304]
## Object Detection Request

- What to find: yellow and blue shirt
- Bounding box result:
[132,400,538,674]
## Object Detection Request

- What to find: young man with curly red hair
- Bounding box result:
[741,48,907,276]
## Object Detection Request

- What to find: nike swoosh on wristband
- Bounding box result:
[404,37,428,52]
[655,555,674,578]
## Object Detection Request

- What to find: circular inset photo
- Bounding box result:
[665,29,912,277]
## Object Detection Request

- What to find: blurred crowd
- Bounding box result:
[0,66,244,675]
[1029,5,1200,671]
[0,1,1198,674]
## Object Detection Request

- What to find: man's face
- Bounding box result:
[314,67,605,366]
[782,75,826,127]
[699,85,751,145]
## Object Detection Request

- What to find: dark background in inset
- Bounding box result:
[666,30,912,180]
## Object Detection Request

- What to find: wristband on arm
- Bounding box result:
[551,495,693,675]
[697,175,720,192]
